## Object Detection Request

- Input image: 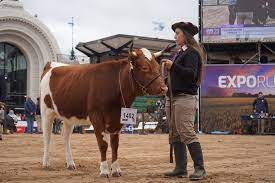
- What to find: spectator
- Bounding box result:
[24,96,36,134]
[0,104,5,140]
[228,0,237,24]
[5,112,16,134]
[36,97,42,133]
[53,118,62,134]
[8,110,18,123]
[252,92,269,133]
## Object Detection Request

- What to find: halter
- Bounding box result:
[130,62,161,95]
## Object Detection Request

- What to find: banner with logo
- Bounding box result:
[201,64,275,133]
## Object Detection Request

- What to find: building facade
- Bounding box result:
[0,0,61,107]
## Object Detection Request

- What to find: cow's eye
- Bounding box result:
[141,67,150,72]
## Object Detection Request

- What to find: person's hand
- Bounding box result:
[253,109,256,113]
[30,112,33,115]
[162,59,173,70]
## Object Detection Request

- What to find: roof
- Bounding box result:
[76,34,176,57]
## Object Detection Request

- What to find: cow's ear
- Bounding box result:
[128,51,138,61]
[129,41,134,52]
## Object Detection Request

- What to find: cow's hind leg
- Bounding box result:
[110,134,122,177]
[63,122,76,170]
[42,110,55,168]
[94,125,109,177]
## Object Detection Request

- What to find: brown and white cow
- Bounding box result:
[40,47,167,177]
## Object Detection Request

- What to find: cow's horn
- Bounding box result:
[131,51,137,57]
[154,44,172,58]
[154,51,163,58]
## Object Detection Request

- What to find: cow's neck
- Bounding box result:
[119,61,141,108]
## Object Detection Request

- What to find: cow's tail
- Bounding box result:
[41,62,52,81]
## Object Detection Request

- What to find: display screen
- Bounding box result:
[202,0,275,43]
[201,64,275,133]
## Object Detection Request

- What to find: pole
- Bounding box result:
[258,42,261,64]
[142,112,145,134]
[68,17,75,60]
[168,72,174,163]
[71,17,74,51]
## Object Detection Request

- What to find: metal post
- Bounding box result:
[258,42,261,64]
[68,17,76,60]
[142,112,145,134]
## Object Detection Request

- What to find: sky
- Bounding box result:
[22,0,199,55]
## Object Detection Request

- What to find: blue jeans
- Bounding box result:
[26,117,34,134]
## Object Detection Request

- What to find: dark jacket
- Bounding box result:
[253,97,269,113]
[24,99,36,117]
[170,47,201,96]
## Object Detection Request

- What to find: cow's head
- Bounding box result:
[128,47,168,96]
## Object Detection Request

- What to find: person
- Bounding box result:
[8,110,18,123]
[24,96,36,134]
[0,104,5,140]
[53,118,62,134]
[252,92,269,133]
[35,97,42,133]
[15,112,21,121]
[162,21,206,180]
[5,110,17,134]
[228,0,237,25]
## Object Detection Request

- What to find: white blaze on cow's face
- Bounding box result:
[130,49,168,95]
[140,48,153,61]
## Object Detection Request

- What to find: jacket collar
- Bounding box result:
[182,45,188,51]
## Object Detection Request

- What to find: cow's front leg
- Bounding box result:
[63,122,76,170]
[110,133,122,177]
[95,129,109,177]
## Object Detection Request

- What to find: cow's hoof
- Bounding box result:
[100,173,109,178]
[112,172,122,177]
[67,164,76,170]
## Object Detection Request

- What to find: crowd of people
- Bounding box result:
[0,96,64,140]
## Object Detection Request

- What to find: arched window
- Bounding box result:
[0,42,27,107]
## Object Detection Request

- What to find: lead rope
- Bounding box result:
[168,71,174,163]
[161,61,174,164]
[119,64,126,108]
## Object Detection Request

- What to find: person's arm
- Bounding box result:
[24,102,31,114]
[171,50,199,80]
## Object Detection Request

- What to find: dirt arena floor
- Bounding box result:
[0,134,275,183]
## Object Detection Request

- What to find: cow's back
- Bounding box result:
[40,61,121,120]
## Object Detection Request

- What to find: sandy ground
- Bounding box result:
[0,134,275,183]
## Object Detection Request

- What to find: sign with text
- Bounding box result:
[120,108,137,125]
[200,64,275,133]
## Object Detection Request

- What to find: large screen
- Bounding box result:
[202,0,275,43]
[201,64,275,133]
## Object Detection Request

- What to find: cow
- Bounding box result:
[40,47,168,177]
